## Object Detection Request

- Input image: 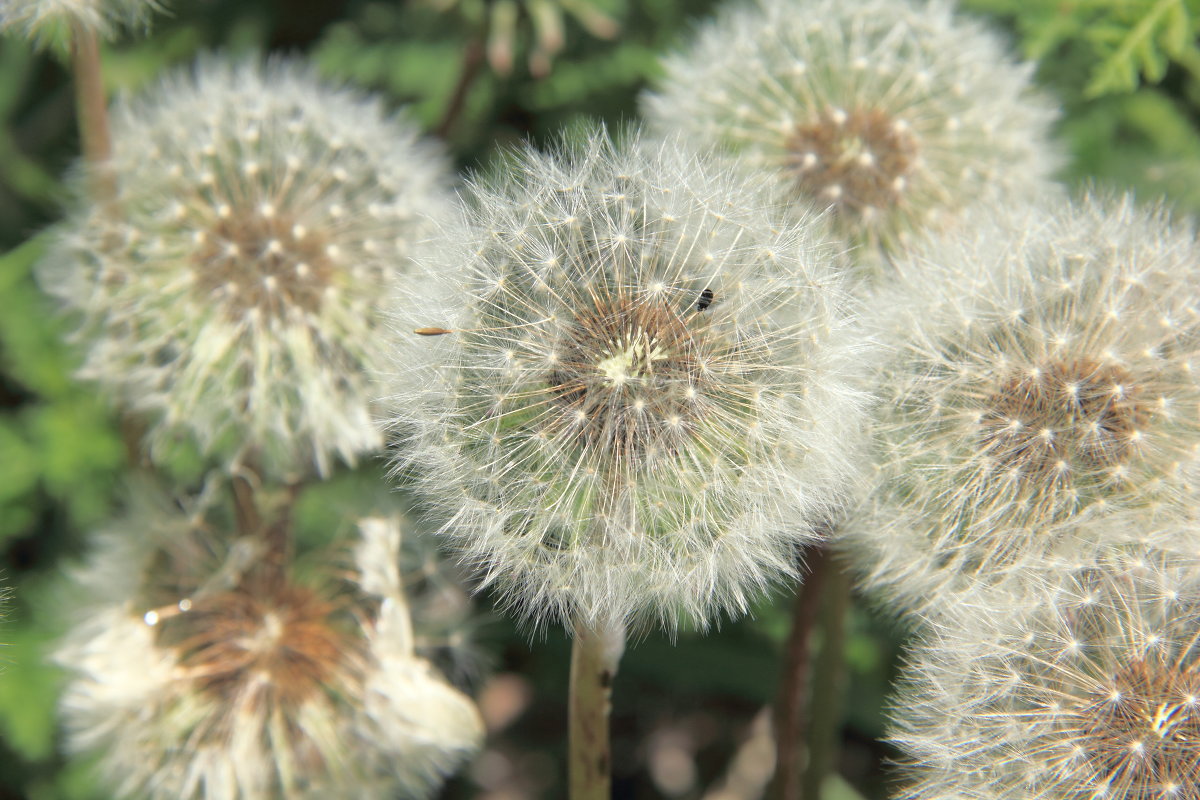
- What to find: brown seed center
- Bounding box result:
[980,359,1147,480]
[546,297,702,461]
[154,582,354,707]
[785,107,917,216]
[192,210,334,320]
[1076,658,1200,798]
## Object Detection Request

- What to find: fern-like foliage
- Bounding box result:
[965,0,1200,96]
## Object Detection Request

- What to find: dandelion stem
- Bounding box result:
[231,470,263,538]
[770,543,829,800]
[801,557,851,800]
[436,36,485,140]
[569,621,624,800]
[69,21,115,204]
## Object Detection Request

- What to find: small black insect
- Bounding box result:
[696,288,714,311]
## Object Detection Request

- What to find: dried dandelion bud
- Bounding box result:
[383,129,869,634]
[0,0,162,41]
[642,0,1060,260]
[892,541,1200,800]
[39,57,454,479]
[55,503,483,799]
[842,194,1200,617]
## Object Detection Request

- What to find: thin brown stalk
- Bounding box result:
[69,21,116,204]
[436,37,486,140]
[770,543,831,800]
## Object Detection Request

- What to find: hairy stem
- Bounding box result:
[569,621,625,800]
[69,21,115,204]
[770,543,831,800]
[801,558,851,800]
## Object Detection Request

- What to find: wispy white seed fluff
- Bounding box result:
[39,57,453,479]
[642,0,1060,259]
[383,129,869,634]
[56,502,484,800]
[0,0,162,40]
[841,194,1200,617]
[892,539,1200,800]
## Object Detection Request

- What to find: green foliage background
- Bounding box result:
[1,0,1199,798]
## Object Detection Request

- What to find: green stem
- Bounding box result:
[569,621,624,800]
[800,558,851,800]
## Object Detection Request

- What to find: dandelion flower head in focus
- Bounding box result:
[892,537,1200,800]
[55,499,484,800]
[842,194,1200,616]
[40,57,453,480]
[385,129,868,634]
[643,0,1060,259]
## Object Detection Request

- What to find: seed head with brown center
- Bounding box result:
[40,57,453,479]
[892,543,1200,800]
[385,130,868,633]
[55,505,484,800]
[643,0,1060,263]
[840,195,1200,617]
[785,107,918,223]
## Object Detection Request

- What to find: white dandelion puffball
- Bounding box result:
[842,194,1200,617]
[384,129,868,634]
[892,541,1200,800]
[40,57,453,479]
[642,0,1060,257]
[56,506,484,800]
[0,0,162,40]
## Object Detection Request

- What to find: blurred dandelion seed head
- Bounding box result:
[843,194,1200,616]
[0,0,163,42]
[56,502,484,800]
[643,0,1060,258]
[40,57,453,479]
[385,129,869,634]
[893,543,1200,800]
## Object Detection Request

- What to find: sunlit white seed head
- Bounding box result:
[892,543,1200,800]
[383,129,870,634]
[642,0,1060,265]
[841,194,1200,618]
[0,0,163,42]
[55,495,483,799]
[39,57,453,480]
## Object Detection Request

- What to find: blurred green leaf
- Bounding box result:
[0,625,61,762]
[0,419,39,504]
[26,397,121,528]
[0,238,77,399]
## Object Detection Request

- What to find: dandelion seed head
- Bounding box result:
[0,0,162,42]
[55,496,483,799]
[385,129,869,634]
[842,195,1200,617]
[40,57,452,479]
[643,0,1060,261]
[893,544,1200,800]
